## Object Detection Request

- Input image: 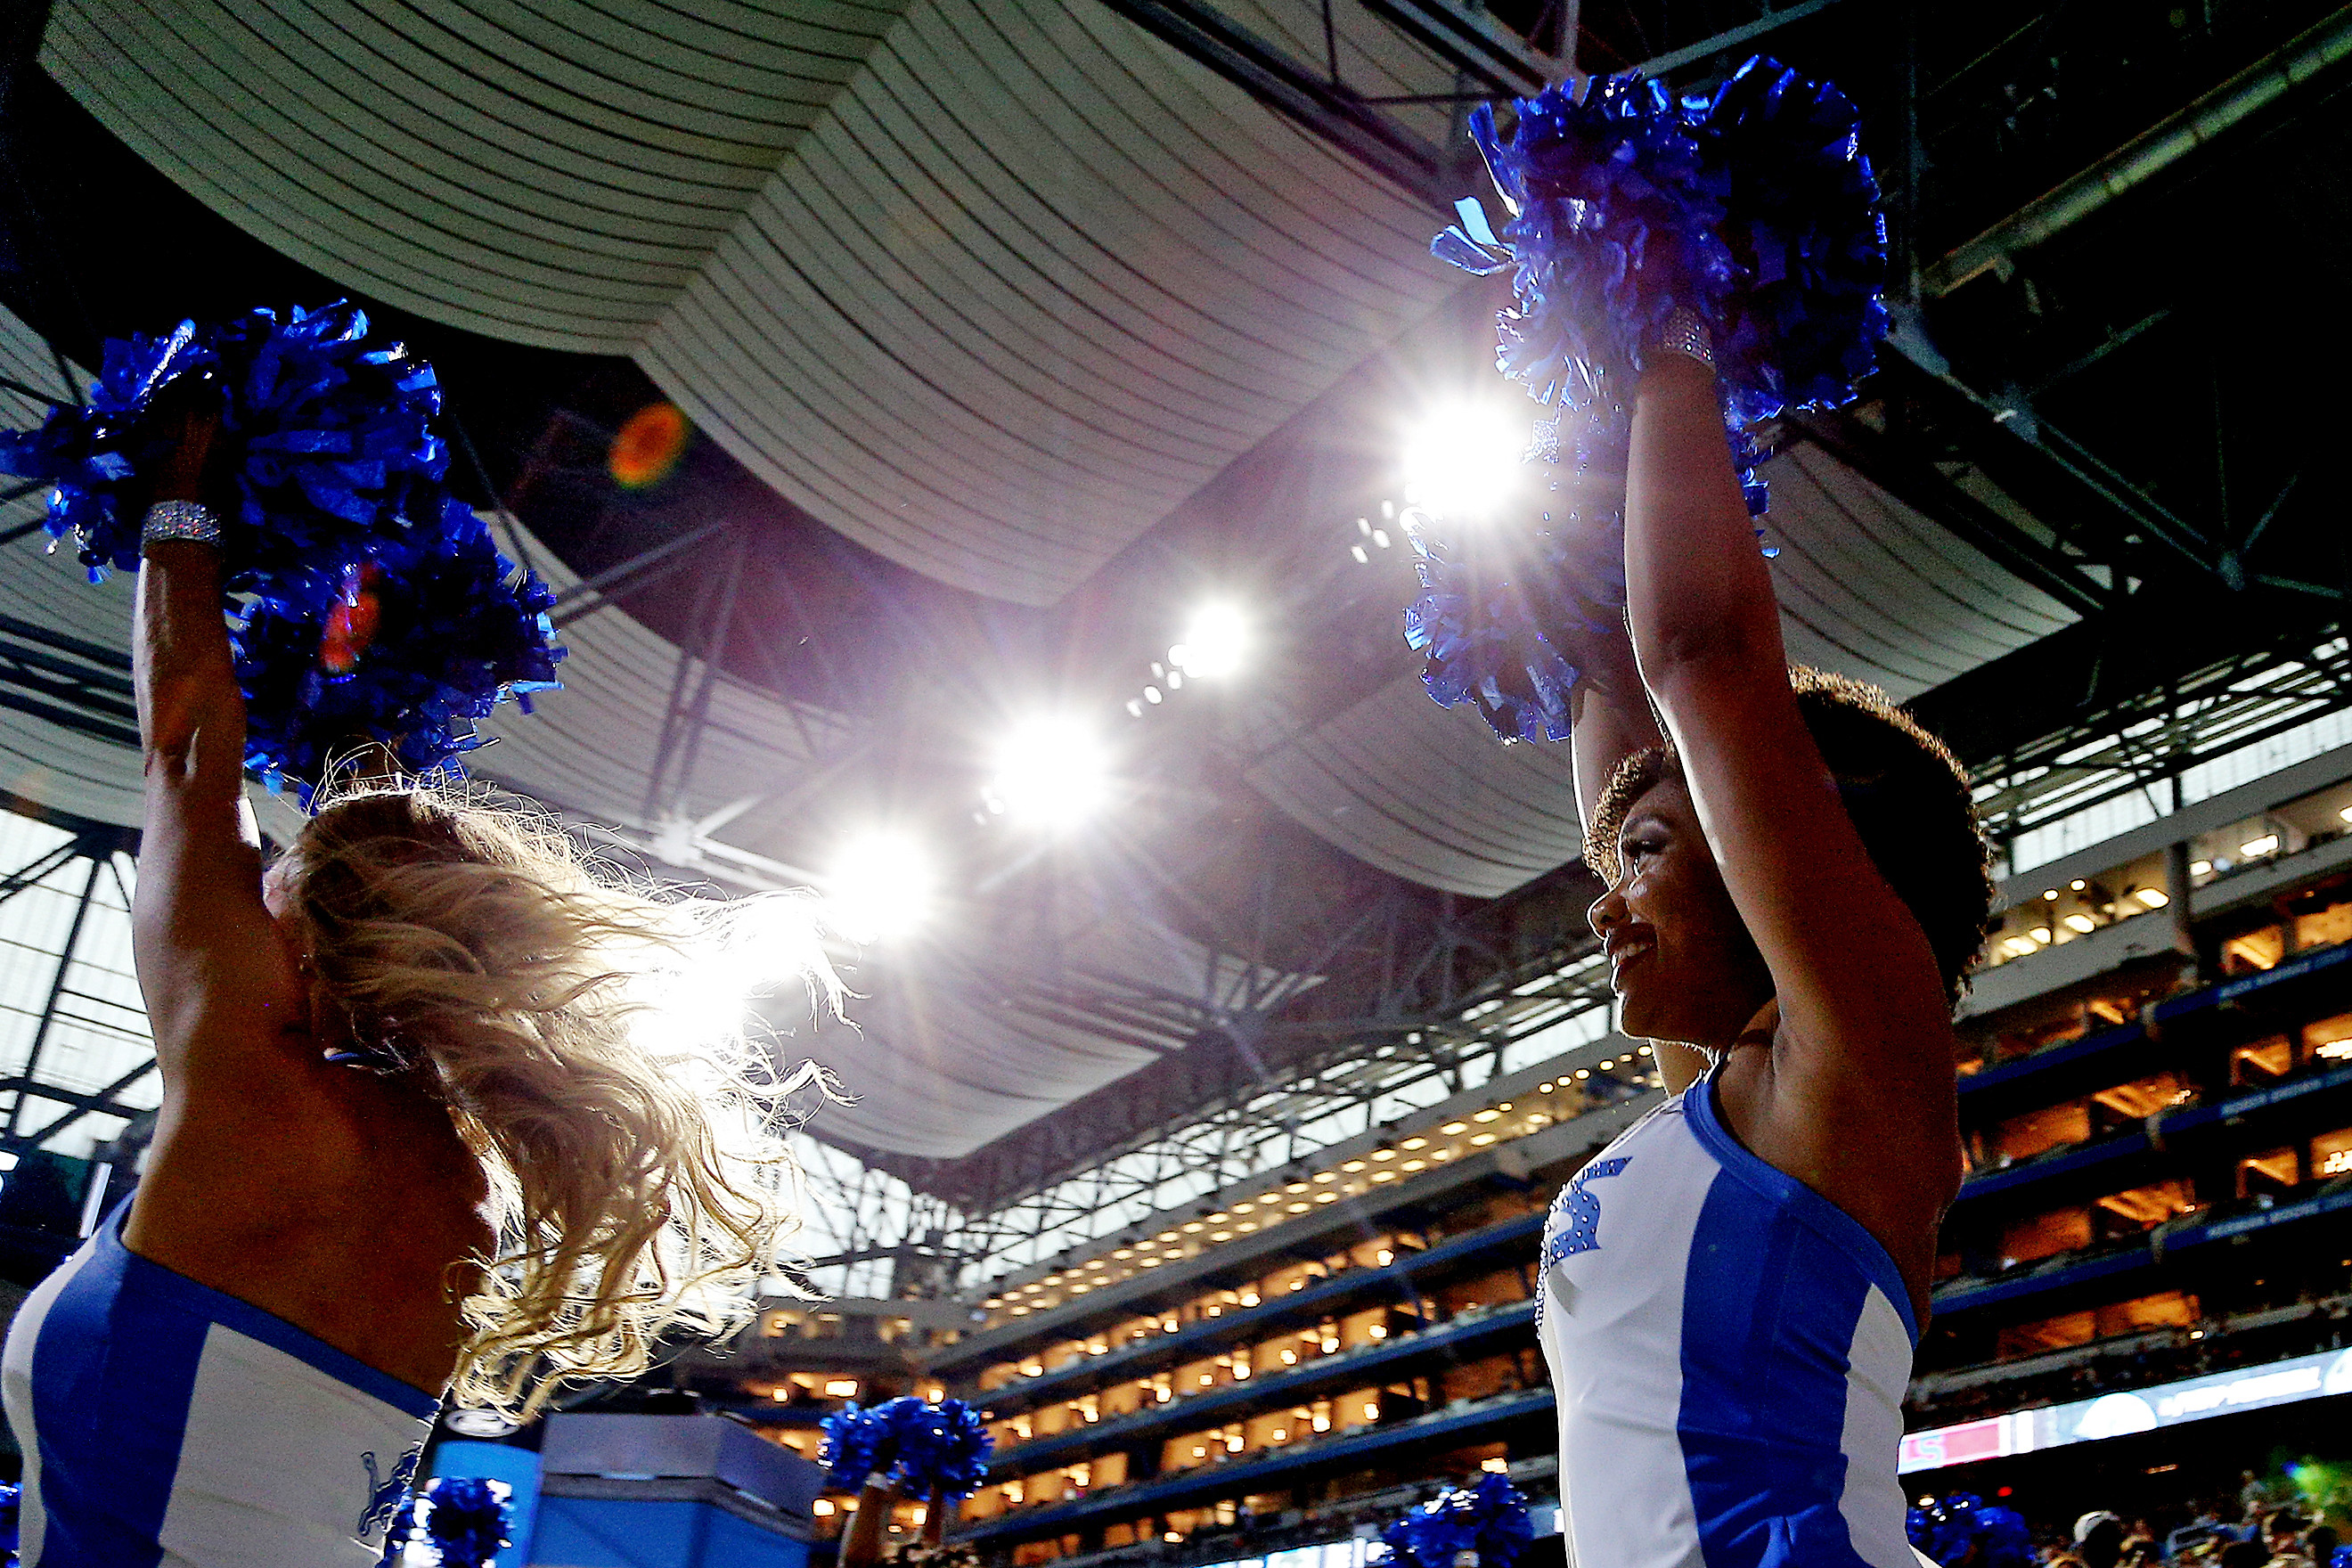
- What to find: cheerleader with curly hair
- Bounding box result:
[1534,316,1995,1568]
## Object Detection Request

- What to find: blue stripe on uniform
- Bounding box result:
[1672,1080,1907,1568]
[28,1217,205,1568]
[1682,1082,1918,1346]
[26,1206,440,1567]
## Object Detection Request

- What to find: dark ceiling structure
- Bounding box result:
[1,0,2348,1278]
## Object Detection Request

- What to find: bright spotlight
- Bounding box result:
[1169,603,1246,681]
[987,717,1111,824]
[1401,402,1529,519]
[824,833,933,943]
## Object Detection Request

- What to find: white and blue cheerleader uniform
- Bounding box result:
[1537,1072,1919,1568]
[1,1202,436,1566]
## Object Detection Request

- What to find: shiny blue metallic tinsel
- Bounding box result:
[1380,1473,1535,1568]
[1401,404,1628,744]
[1414,58,1883,741]
[419,1475,511,1568]
[1694,57,1890,427]
[821,1397,995,1503]
[0,302,562,799]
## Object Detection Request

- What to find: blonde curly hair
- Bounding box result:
[282,779,842,1417]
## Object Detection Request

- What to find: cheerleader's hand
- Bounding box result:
[138,379,226,512]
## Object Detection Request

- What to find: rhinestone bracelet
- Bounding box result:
[1647,306,1715,370]
[141,500,222,549]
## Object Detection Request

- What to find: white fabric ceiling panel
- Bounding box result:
[1245,673,1586,900]
[42,0,900,352]
[0,322,145,830]
[1765,442,2077,702]
[1246,445,2081,899]
[638,0,1453,603]
[46,0,1458,605]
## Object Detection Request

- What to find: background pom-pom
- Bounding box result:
[1380,1472,1534,1568]
[821,1401,898,1491]
[0,301,563,799]
[821,1397,995,1502]
[891,1397,995,1503]
[417,1475,512,1568]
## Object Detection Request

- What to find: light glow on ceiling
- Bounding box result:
[1170,602,1247,680]
[987,716,1112,824]
[823,831,935,943]
[1401,401,1527,520]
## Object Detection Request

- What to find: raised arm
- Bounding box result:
[1568,626,1655,834]
[1565,623,1710,1095]
[130,414,309,1087]
[1621,352,1960,1257]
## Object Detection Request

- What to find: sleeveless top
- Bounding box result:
[1537,1075,1919,1568]
[0,1203,437,1567]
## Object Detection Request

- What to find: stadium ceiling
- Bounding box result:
[0,0,2347,1207]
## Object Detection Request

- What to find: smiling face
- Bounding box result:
[1587,773,1774,1049]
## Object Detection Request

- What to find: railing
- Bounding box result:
[954,1388,1555,1546]
[975,1213,1544,1417]
[986,1299,1537,1478]
[1907,1291,2352,1426]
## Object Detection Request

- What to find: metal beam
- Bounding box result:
[1097,0,1451,204]
[1360,0,1571,94]
[544,517,732,627]
[1631,0,1857,78]
[1926,4,2352,294]
[1871,342,2220,584]
[6,849,103,1139]
[1787,412,2111,619]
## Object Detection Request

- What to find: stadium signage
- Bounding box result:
[1899,1345,2352,1474]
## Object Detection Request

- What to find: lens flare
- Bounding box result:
[609,403,691,490]
[319,563,385,675]
[1170,603,1247,680]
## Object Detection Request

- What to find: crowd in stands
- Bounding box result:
[1915,1473,2350,1568]
[1909,1293,2352,1425]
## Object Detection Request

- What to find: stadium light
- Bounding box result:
[1169,603,1247,681]
[988,716,1112,824]
[1401,401,1528,520]
[823,832,934,943]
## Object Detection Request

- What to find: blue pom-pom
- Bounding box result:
[1401,404,1629,743]
[1381,1473,1533,1568]
[820,1401,897,1491]
[419,1475,511,1568]
[0,302,563,800]
[819,1397,995,1503]
[897,1397,995,1502]
[1912,1493,2033,1568]
[1409,59,1882,740]
[1466,75,1735,414]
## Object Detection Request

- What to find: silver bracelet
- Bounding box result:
[142,500,222,548]
[1647,306,1714,369]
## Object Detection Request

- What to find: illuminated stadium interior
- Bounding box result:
[0,0,2349,1564]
